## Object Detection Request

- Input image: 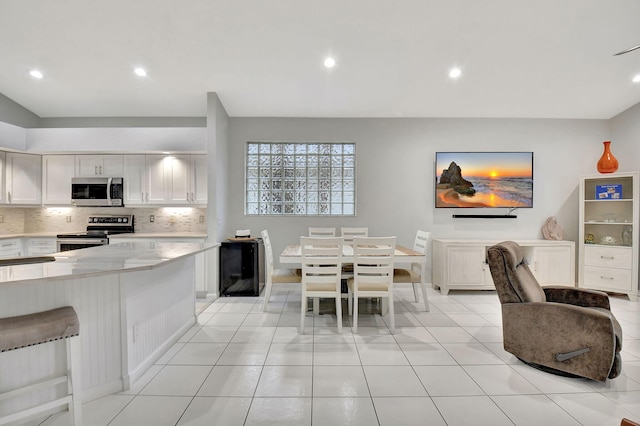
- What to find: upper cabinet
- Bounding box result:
[0,152,5,204]
[166,155,207,205]
[42,155,75,205]
[5,152,42,205]
[0,151,206,208]
[123,154,207,207]
[76,155,124,177]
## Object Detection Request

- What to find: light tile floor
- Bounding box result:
[35,284,640,425]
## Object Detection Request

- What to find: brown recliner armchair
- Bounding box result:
[487,241,622,382]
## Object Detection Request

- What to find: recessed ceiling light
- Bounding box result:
[324,57,336,68]
[29,70,44,79]
[134,67,147,77]
[633,74,640,83]
[449,67,462,79]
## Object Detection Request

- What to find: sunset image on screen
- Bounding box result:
[435,152,533,208]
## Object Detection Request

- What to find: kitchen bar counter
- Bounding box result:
[0,241,218,406]
[0,241,215,283]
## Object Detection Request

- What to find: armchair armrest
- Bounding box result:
[542,286,610,310]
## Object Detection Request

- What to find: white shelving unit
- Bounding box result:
[578,172,639,301]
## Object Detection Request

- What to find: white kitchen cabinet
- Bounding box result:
[166,155,207,206]
[123,155,170,206]
[166,155,190,205]
[76,155,124,177]
[145,155,169,205]
[124,154,207,206]
[5,152,42,205]
[0,152,5,204]
[191,155,208,205]
[123,155,146,206]
[42,155,75,205]
[0,238,23,258]
[25,237,57,256]
[432,239,575,295]
[578,173,638,300]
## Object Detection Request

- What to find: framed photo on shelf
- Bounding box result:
[596,184,622,199]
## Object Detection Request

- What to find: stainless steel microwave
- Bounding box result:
[71,177,124,207]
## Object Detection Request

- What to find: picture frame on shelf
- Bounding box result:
[596,184,622,199]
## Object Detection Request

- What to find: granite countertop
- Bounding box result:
[0,232,60,239]
[0,232,208,239]
[0,241,218,284]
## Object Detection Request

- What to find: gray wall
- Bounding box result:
[612,101,640,164]
[226,117,624,267]
[0,93,39,128]
[206,93,230,243]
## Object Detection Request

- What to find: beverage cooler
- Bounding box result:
[219,238,265,296]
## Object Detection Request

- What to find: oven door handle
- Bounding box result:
[57,238,108,245]
[107,177,112,204]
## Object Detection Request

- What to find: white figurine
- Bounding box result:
[542,216,563,240]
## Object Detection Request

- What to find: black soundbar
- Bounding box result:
[452,214,518,219]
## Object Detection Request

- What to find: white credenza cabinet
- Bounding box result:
[578,173,638,301]
[432,239,575,295]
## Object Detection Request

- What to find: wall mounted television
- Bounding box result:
[435,152,533,208]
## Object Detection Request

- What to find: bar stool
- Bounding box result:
[0,306,82,425]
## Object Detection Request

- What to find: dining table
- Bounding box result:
[279,243,429,311]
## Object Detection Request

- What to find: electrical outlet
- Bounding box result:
[66,215,72,223]
[199,215,204,223]
[150,215,155,223]
[0,215,4,223]
[132,324,139,343]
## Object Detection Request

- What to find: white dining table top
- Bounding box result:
[279,244,425,264]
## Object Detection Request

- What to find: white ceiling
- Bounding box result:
[1,0,640,119]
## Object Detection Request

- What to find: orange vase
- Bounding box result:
[597,141,618,174]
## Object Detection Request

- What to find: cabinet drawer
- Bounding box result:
[583,266,632,292]
[584,246,632,269]
[0,240,19,249]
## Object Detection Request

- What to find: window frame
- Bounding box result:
[244,141,356,216]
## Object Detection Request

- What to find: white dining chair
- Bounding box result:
[393,230,430,311]
[300,236,344,334]
[347,236,396,334]
[340,227,368,276]
[308,227,337,237]
[340,227,368,243]
[261,229,302,312]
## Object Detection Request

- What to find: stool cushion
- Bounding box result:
[0,306,79,352]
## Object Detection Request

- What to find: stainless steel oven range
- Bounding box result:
[56,214,134,252]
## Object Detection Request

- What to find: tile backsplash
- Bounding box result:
[0,207,207,235]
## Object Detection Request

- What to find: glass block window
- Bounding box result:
[246,142,356,216]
